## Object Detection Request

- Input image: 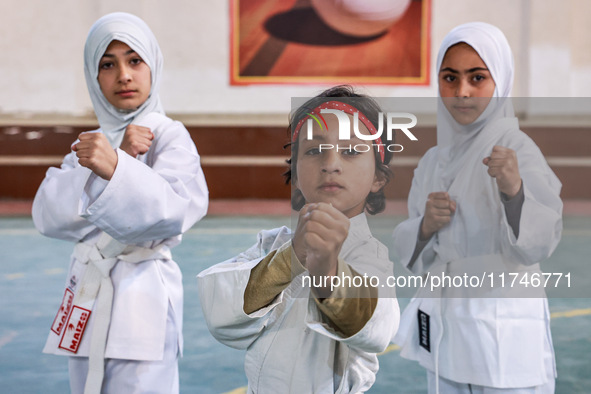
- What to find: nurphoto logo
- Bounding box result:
[304,109,418,153]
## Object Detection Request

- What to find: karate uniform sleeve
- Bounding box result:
[197,228,292,349]
[32,150,98,242]
[500,139,563,264]
[313,261,378,338]
[78,122,208,244]
[306,241,400,353]
[500,181,525,238]
[393,151,437,274]
[245,246,378,338]
[243,242,305,314]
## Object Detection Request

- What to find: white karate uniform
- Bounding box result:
[35,112,208,360]
[32,12,208,394]
[197,214,400,394]
[392,22,562,392]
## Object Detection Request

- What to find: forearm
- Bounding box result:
[244,242,306,314]
[408,218,432,265]
[393,215,435,273]
[80,149,208,243]
[501,180,525,238]
[314,261,378,337]
[504,181,562,263]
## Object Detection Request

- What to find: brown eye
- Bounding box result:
[342,147,359,156]
[305,147,321,156]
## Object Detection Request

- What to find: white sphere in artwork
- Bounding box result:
[310,0,412,37]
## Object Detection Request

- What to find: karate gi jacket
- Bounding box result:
[393,118,563,388]
[198,214,399,393]
[33,113,208,360]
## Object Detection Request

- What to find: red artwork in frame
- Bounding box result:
[230,0,431,85]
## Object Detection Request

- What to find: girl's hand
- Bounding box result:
[292,203,349,296]
[72,132,118,180]
[421,192,456,239]
[483,145,522,198]
[120,125,153,158]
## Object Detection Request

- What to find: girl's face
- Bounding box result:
[97,40,151,110]
[439,42,496,125]
[295,114,384,218]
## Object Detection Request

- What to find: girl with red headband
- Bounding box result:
[198,85,400,393]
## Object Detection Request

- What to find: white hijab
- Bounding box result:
[84,12,164,148]
[435,22,516,189]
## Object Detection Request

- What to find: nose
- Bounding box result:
[117,64,132,83]
[321,149,342,174]
[456,78,471,98]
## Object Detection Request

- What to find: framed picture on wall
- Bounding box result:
[230,0,431,85]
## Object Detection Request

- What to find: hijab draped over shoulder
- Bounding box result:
[84,12,164,148]
[435,22,516,189]
[428,22,561,263]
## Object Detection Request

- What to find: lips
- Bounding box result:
[116,90,136,97]
[453,105,475,112]
[319,182,344,192]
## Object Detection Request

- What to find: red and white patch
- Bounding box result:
[51,289,74,335]
[58,306,91,353]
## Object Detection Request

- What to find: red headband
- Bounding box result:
[292,101,385,162]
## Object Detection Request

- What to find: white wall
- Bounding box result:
[0,0,589,122]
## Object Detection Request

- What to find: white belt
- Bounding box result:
[71,232,172,394]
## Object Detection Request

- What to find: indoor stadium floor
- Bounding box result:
[1,214,590,393]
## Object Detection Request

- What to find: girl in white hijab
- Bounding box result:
[33,12,208,394]
[83,12,164,149]
[392,22,562,393]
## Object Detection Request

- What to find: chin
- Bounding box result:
[112,101,141,111]
[451,114,479,125]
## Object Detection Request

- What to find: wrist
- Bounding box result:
[502,179,522,200]
[308,255,338,277]
[102,149,118,180]
[291,239,306,266]
[419,218,434,241]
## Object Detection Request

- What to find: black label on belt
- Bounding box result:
[418,309,430,352]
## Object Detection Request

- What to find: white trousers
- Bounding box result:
[427,371,555,394]
[427,328,555,394]
[68,306,179,394]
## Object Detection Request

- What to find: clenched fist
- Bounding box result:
[292,203,349,297]
[72,132,118,180]
[119,124,153,158]
[421,192,456,240]
[483,145,522,198]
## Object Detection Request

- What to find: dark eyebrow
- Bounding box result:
[439,67,458,74]
[439,66,489,74]
[100,49,137,58]
[467,67,489,73]
[301,134,327,142]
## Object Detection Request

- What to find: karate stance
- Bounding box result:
[198,86,399,393]
[33,12,208,394]
[393,22,562,393]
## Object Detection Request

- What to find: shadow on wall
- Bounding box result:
[264,7,386,46]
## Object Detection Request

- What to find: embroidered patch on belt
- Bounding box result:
[418,309,430,352]
[58,306,91,353]
[51,289,74,335]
